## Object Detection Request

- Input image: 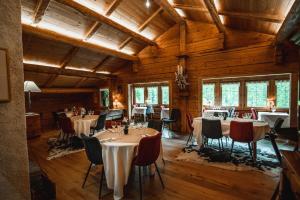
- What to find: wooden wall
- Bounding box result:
[116,21,299,133]
[25,92,96,130]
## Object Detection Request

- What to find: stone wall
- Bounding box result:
[0,0,30,199]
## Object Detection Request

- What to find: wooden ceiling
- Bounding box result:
[21,0,299,88]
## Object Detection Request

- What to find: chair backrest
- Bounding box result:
[186,114,194,132]
[105,120,113,129]
[60,117,75,135]
[170,108,181,121]
[147,119,162,132]
[273,118,284,133]
[251,108,258,120]
[134,133,162,166]
[230,121,254,142]
[228,107,235,118]
[81,134,103,165]
[202,118,222,139]
[95,114,107,131]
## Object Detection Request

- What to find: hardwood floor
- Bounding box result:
[28,130,278,200]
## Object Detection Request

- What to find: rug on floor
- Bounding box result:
[47,138,84,160]
[177,140,281,177]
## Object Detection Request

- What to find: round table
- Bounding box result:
[70,115,98,136]
[258,112,290,128]
[192,117,270,161]
[95,127,159,200]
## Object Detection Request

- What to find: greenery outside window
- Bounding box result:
[246,81,268,107]
[147,87,158,104]
[202,83,215,106]
[276,80,290,108]
[221,83,240,106]
[161,86,169,105]
[135,87,144,104]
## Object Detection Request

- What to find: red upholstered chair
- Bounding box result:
[251,108,258,120]
[229,121,254,158]
[186,113,194,146]
[105,120,113,129]
[133,132,164,199]
[59,117,76,145]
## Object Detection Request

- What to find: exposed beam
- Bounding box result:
[93,56,111,72]
[276,0,300,44]
[83,0,123,40]
[119,7,163,49]
[33,0,51,24]
[24,63,113,79]
[57,0,156,46]
[74,77,88,88]
[22,23,138,61]
[218,11,284,23]
[173,4,209,12]
[60,47,80,68]
[203,0,225,33]
[41,88,98,93]
[153,0,183,23]
[43,74,58,87]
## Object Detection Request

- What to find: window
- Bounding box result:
[100,88,109,107]
[276,80,290,108]
[202,83,215,106]
[147,87,158,104]
[135,88,144,104]
[161,86,169,105]
[221,83,240,106]
[246,81,268,107]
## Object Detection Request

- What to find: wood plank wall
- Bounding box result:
[116,21,299,134]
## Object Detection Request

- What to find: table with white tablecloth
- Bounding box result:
[192,117,270,161]
[132,107,154,121]
[94,127,159,200]
[70,115,98,136]
[258,112,290,128]
[160,107,169,119]
[203,109,229,117]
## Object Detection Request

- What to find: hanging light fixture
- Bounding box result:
[145,0,150,8]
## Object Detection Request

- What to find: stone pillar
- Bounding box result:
[0,0,31,199]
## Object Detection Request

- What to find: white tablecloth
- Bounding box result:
[132,107,147,116]
[203,110,229,117]
[95,127,159,200]
[192,117,270,146]
[70,115,98,136]
[160,108,169,119]
[258,112,290,128]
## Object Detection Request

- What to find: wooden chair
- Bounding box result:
[90,114,107,135]
[147,119,165,165]
[162,108,180,135]
[59,117,75,146]
[133,132,164,199]
[81,134,105,199]
[202,118,224,150]
[251,108,258,120]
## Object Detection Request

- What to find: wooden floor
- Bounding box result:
[28,130,278,200]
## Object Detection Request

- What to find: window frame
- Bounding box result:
[245,81,269,109]
[202,83,215,106]
[161,85,170,105]
[275,79,290,109]
[220,82,241,107]
[147,86,159,105]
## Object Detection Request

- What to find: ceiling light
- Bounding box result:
[146,0,150,8]
[23,59,60,68]
[96,71,111,74]
[65,66,93,72]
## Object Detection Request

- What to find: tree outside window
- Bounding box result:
[202,83,215,106]
[246,81,268,107]
[276,80,290,108]
[135,88,144,104]
[221,83,240,106]
[161,86,169,105]
[147,87,158,104]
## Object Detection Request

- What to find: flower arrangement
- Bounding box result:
[175,65,189,90]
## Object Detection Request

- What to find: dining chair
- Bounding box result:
[228,107,235,118]
[147,120,165,165]
[186,113,194,147]
[90,114,107,135]
[251,108,258,120]
[202,118,224,151]
[81,134,105,199]
[268,118,284,163]
[133,132,164,200]
[229,121,254,158]
[162,108,180,135]
[60,117,76,146]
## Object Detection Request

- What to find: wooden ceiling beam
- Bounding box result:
[33,0,51,24]
[60,47,80,68]
[173,3,209,12]
[83,0,123,40]
[57,0,156,46]
[74,77,88,88]
[154,0,183,23]
[119,7,163,50]
[93,56,111,72]
[218,11,284,23]
[24,63,114,79]
[203,0,225,33]
[22,23,138,61]
[41,88,98,93]
[276,0,300,44]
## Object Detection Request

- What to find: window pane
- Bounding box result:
[135,88,144,104]
[147,87,158,104]
[246,82,268,107]
[161,86,169,105]
[276,80,290,108]
[100,89,109,107]
[221,83,240,106]
[202,83,215,106]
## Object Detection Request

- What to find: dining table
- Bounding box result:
[132,106,154,121]
[258,111,290,128]
[94,127,159,200]
[160,107,169,119]
[203,109,229,117]
[192,117,270,161]
[70,115,99,136]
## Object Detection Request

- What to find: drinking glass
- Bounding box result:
[234,112,239,118]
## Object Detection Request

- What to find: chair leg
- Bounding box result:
[248,142,253,158]
[230,141,234,155]
[99,165,104,199]
[218,139,221,151]
[270,134,282,164]
[82,163,92,188]
[162,158,166,166]
[139,166,142,200]
[221,139,224,150]
[154,162,165,189]
[186,133,192,146]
